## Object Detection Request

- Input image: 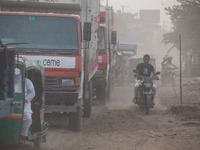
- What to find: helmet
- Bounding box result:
[164,55,173,60]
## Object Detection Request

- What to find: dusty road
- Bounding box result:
[3,82,200,150]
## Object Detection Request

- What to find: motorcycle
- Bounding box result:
[162,65,177,86]
[133,70,160,115]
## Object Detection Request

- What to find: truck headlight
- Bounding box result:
[61,79,75,86]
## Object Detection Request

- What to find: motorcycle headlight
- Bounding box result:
[144,83,152,88]
[61,79,75,86]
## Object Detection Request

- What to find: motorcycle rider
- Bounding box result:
[161,55,177,85]
[133,54,159,104]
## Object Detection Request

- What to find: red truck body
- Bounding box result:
[93,6,116,104]
[95,25,108,78]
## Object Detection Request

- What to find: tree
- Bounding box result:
[163,0,200,55]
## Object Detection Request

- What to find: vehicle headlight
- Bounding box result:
[96,69,104,75]
[144,83,152,88]
[61,79,75,86]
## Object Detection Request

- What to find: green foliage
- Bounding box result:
[163,0,200,52]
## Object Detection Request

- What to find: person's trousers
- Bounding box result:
[20,112,32,137]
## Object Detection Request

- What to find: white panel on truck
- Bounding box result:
[57,0,81,4]
[6,0,81,3]
[0,0,81,14]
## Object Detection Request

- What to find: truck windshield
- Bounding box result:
[98,27,106,54]
[0,15,79,51]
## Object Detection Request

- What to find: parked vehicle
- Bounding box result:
[0,41,15,119]
[116,44,137,85]
[128,56,139,83]
[94,6,117,104]
[133,70,160,115]
[117,44,137,56]
[0,0,100,131]
[0,57,48,149]
[113,52,123,86]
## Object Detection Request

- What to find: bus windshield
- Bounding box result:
[98,27,106,54]
[0,15,79,50]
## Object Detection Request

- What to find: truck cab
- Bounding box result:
[94,6,117,104]
[94,25,109,104]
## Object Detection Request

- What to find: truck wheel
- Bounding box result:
[69,106,82,131]
[34,137,43,150]
[83,82,93,117]
[98,88,107,105]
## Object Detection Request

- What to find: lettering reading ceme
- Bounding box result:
[43,59,61,67]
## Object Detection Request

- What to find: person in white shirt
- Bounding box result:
[20,77,35,140]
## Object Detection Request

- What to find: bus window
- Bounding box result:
[14,68,22,94]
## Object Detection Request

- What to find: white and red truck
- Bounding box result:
[94,6,117,104]
[0,0,100,131]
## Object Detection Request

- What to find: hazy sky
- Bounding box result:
[101,0,178,26]
[101,0,177,12]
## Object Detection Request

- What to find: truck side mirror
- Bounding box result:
[111,31,117,45]
[83,22,91,42]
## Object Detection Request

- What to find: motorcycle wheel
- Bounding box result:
[144,95,151,115]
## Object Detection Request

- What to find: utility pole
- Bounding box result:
[179,34,183,104]
[121,5,128,13]
[106,0,108,6]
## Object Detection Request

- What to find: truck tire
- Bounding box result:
[83,82,93,117]
[98,88,107,105]
[69,106,82,131]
